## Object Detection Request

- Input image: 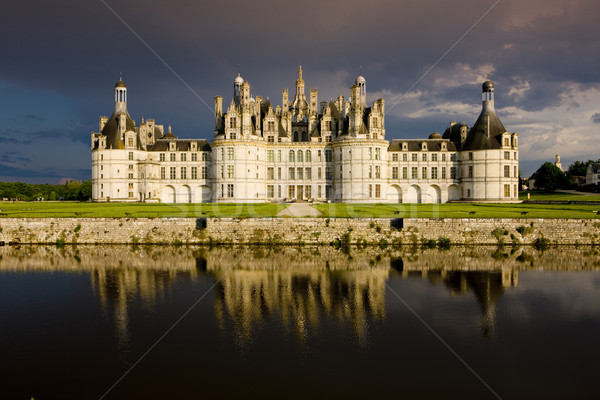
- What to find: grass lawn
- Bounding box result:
[0,202,287,218]
[0,198,599,219]
[519,190,600,201]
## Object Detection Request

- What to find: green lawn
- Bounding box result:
[519,190,600,201]
[0,199,599,219]
[0,202,287,218]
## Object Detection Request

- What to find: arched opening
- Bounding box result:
[428,185,441,203]
[195,185,212,203]
[162,185,176,203]
[180,185,192,203]
[448,185,461,201]
[387,185,402,203]
[293,131,299,142]
[405,185,421,203]
[301,131,308,142]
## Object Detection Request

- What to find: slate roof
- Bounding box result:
[148,139,211,152]
[461,108,506,151]
[99,111,136,150]
[388,139,457,152]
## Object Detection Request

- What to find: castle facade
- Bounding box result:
[91,68,519,203]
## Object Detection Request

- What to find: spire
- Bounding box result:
[298,65,303,81]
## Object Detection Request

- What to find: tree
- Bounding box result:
[532,162,570,192]
[567,161,589,177]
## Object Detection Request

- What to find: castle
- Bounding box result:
[91,67,519,203]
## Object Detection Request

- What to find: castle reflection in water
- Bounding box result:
[1,245,598,347]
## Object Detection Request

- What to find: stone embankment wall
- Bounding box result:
[1,217,599,245]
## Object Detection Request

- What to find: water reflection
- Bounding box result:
[0,245,598,347]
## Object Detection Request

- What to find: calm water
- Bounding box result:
[1,245,600,399]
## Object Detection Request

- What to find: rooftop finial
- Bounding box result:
[298,65,303,80]
[168,124,171,133]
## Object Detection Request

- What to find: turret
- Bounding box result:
[355,75,366,108]
[482,80,494,112]
[234,73,243,106]
[115,79,127,115]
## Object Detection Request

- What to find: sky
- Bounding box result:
[1,0,599,183]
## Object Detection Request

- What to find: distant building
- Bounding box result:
[90,68,519,203]
[586,163,600,185]
[555,154,563,171]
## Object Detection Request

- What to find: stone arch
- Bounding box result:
[387,184,402,203]
[448,184,461,201]
[428,185,441,203]
[162,185,176,203]
[405,185,421,203]
[195,185,212,203]
[179,185,192,203]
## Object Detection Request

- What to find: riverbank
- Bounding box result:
[1,217,599,246]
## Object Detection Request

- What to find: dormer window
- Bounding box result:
[441,143,447,151]
[229,118,236,129]
[169,142,176,151]
[191,142,197,151]
[402,142,407,151]
[421,142,427,150]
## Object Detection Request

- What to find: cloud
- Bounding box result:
[25,113,44,122]
[591,113,600,124]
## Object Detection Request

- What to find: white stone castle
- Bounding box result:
[91,67,519,203]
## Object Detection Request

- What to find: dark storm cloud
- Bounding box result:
[591,113,600,124]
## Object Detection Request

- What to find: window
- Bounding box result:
[451,167,456,179]
[504,184,510,197]
[289,167,295,180]
[411,167,418,179]
[306,167,312,180]
[128,138,134,147]
[267,167,274,180]
[267,185,274,198]
[227,165,234,178]
[412,153,418,162]
[514,166,517,178]
[129,191,134,198]
[422,153,427,162]
[403,153,407,161]
[431,153,438,162]
[278,150,282,162]
[220,165,224,179]
[288,185,295,198]
[325,150,332,162]
[128,173,133,179]
[100,154,103,161]
[442,154,446,161]
[278,167,282,179]
[227,148,234,160]
[297,150,303,162]
[422,167,427,179]
[267,150,274,162]
[504,165,510,178]
[325,166,332,180]
[375,165,381,179]
[128,164,133,170]
[375,148,381,160]
[431,167,438,179]
[318,167,322,179]
[305,185,311,199]
[278,185,281,198]
[202,152,207,161]
[392,153,398,161]
[318,185,322,198]
[392,166,398,179]
[369,184,373,198]
[306,150,311,162]
[504,138,509,146]
[442,167,446,179]
[451,154,457,161]
[375,184,381,198]
[268,121,275,131]
[468,166,473,178]
[325,120,331,131]
[297,167,303,180]
[191,166,197,179]
[289,150,295,162]
[128,152,133,160]
[227,184,234,198]
[170,167,176,179]
[229,118,236,128]
[202,166,207,179]
[514,152,517,160]
[170,153,176,162]
[318,150,322,162]
[369,148,373,160]
[181,153,186,162]
[267,136,274,142]
[403,167,408,179]
[191,153,197,162]
[369,166,372,179]
[468,152,473,161]
[504,151,510,160]
[160,167,165,179]
[181,167,187,179]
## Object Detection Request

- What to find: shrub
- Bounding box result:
[73,224,81,233]
[437,237,451,249]
[421,238,436,248]
[533,237,550,249]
